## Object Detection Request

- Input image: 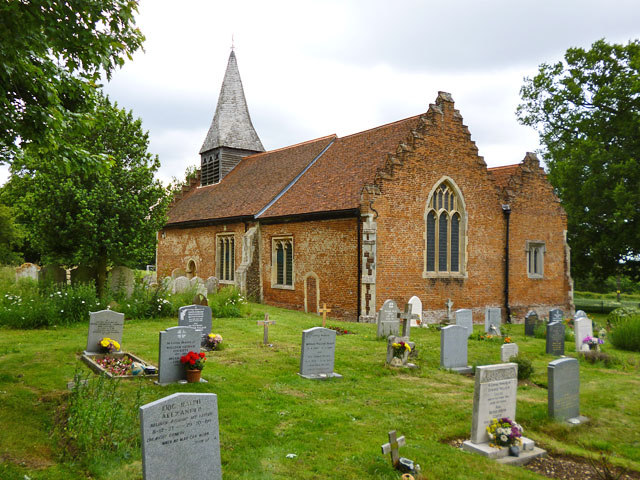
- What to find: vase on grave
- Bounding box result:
[185,368,202,383]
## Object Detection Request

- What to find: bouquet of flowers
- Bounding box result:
[99,337,120,353]
[180,351,207,370]
[392,341,411,358]
[487,417,523,447]
[205,333,223,350]
[583,335,604,347]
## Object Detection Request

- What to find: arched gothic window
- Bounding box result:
[425,180,465,275]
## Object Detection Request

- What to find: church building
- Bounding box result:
[157,51,573,323]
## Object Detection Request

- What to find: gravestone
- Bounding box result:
[549,308,563,324]
[70,265,97,285]
[190,276,204,287]
[440,325,472,373]
[85,310,125,354]
[548,358,584,423]
[546,321,565,356]
[158,326,201,385]
[178,305,213,344]
[193,293,208,306]
[397,303,418,339]
[257,313,276,346]
[38,265,66,285]
[377,299,400,338]
[109,266,135,297]
[386,335,416,368]
[140,392,221,480]
[574,318,593,352]
[455,309,473,338]
[574,310,588,320]
[172,276,190,294]
[446,298,454,322]
[299,327,342,379]
[143,272,157,286]
[500,343,519,362]
[524,311,539,337]
[484,307,501,334]
[408,296,422,327]
[171,267,186,279]
[15,262,40,281]
[206,276,219,294]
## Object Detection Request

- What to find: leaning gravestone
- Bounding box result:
[440,325,472,373]
[546,321,565,356]
[38,265,67,285]
[70,265,97,285]
[140,392,221,480]
[377,299,400,338]
[574,318,593,353]
[484,307,501,334]
[171,267,186,279]
[548,358,586,424]
[408,296,422,327]
[455,309,473,338]
[15,262,40,281]
[157,327,201,385]
[172,276,191,294]
[501,343,519,362]
[178,305,212,345]
[206,276,219,295]
[524,311,539,337]
[85,310,125,354]
[549,308,564,324]
[109,266,135,297]
[299,327,342,379]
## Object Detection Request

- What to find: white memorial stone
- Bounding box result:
[85,310,125,354]
[574,318,593,352]
[500,343,519,362]
[299,327,342,379]
[484,307,502,334]
[455,309,473,337]
[408,296,422,327]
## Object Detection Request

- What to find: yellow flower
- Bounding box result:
[405,344,411,352]
[112,340,120,350]
[100,338,110,347]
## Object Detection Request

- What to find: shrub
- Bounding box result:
[511,354,534,380]
[210,286,248,318]
[579,350,621,368]
[608,316,640,352]
[607,307,640,327]
[105,281,174,319]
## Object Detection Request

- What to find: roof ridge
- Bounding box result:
[337,114,423,141]
[247,134,337,159]
[487,164,520,171]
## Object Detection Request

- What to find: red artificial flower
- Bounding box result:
[199,352,205,358]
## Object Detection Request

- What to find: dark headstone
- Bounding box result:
[524,311,539,337]
[549,308,564,323]
[546,321,565,356]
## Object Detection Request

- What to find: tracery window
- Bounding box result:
[217,234,235,282]
[272,237,294,288]
[526,241,545,278]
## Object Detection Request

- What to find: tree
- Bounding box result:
[0,203,24,265]
[517,39,640,281]
[4,93,170,294]
[0,0,144,171]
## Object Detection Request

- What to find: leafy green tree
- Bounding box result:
[0,203,24,265]
[4,94,170,294]
[0,0,144,171]
[517,39,640,281]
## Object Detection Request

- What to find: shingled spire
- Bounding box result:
[199,51,264,186]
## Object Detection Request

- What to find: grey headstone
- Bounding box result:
[524,311,539,336]
[574,318,593,353]
[546,321,565,356]
[386,335,416,366]
[158,327,201,384]
[455,309,473,338]
[190,276,204,287]
[501,343,519,362]
[171,268,186,279]
[172,276,190,294]
[574,310,588,320]
[484,307,501,333]
[162,277,173,289]
[70,265,97,285]
[549,308,564,323]
[85,310,125,354]
[143,272,157,286]
[470,363,518,444]
[140,393,221,480]
[440,325,471,373]
[109,266,135,297]
[15,262,40,281]
[206,276,219,294]
[178,305,213,344]
[38,265,66,285]
[408,296,422,327]
[299,327,341,379]
[376,299,400,338]
[548,358,580,421]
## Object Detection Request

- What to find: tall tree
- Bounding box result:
[0,0,144,171]
[517,39,640,281]
[4,94,170,294]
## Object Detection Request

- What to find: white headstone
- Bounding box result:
[484,307,501,334]
[85,310,125,354]
[158,327,201,385]
[408,296,422,327]
[172,276,190,294]
[455,309,473,338]
[574,318,593,352]
[500,343,519,362]
[299,327,341,379]
[140,393,221,480]
[205,276,219,294]
[574,310,588,320]
[16,262,40,281]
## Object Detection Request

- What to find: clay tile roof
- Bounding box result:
[167,135,335,225]
[258,115,422,218]
[488,164,520,188]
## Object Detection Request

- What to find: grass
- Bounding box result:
[0,305,639,479]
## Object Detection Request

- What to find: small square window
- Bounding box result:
[526,241,545,278]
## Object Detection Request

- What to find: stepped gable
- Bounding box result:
[167,135,335,225]
[258,115,422,218]
[488,164,520,189]
[488,153,559,203]
[200,51,264,154]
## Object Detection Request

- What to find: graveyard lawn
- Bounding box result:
[0,307,639,480]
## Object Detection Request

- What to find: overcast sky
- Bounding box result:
[6,0,640,185]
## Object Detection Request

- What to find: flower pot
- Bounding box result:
[185,368,202,383]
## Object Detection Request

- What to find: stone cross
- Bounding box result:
[257,313,276,345]
[381,430,406,468]
[446,298,454,320]
[397,304,418,337]
[319,303,331,328]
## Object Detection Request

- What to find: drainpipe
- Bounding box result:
[502,204,512,323]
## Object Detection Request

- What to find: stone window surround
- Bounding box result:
[271,236,294,290]
[423,176,468,279]
[216,233,235,284]
[526,240,545,279]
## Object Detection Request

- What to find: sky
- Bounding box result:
[7,0,640,185]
